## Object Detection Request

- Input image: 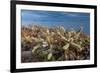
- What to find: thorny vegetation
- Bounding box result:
[21,25,90,63]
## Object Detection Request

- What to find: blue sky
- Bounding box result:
[21,10,90,34]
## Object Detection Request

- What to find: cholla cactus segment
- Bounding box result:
[47,53,53,60]
[63,44,70,50]
[71,42,83,51]
[32,44,40,54]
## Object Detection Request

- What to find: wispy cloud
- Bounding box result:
[67,13,79,17]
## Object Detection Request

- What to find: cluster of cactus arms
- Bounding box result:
[21,24,90,62]
[57,26,83,60]
[32,29,54,60]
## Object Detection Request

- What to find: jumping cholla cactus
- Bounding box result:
[57,26,84,60]
[21,24,90,62]
[31,27,55,60]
